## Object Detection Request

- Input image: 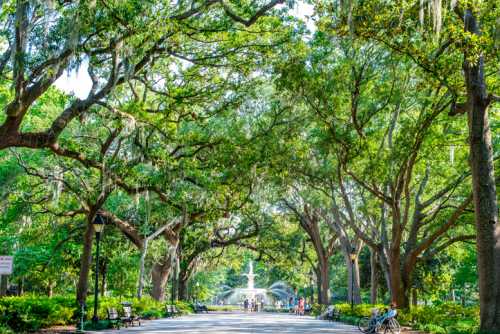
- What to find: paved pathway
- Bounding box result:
[94,312,359,334]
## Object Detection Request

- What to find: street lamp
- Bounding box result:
[92,213,105,324]
[350,247,357,311]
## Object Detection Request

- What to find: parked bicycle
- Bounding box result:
[357,303,401,334]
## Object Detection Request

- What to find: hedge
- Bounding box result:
[312,302,479,334]
[0,295,193,332]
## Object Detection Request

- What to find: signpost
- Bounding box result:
[0,256,13,275]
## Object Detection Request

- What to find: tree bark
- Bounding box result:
[317,256,330,304]
[315,268,322,305]
[151,259,172,301]
[412,289,418,306]
[378,250,393,298]
[76,222,94,305]
[370,248,378,304]
[461,9,500,333]
[346,256,362,305]
[178,276,188,301]
[388,250,408,308]
[137,240,149,299]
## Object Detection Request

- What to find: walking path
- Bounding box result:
[92,312,359,333]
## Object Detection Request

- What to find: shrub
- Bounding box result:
[311,303,327,316]
[0,324,14,334]
[77,319,113,331]
[329,302,479,334]
[207,305,240,312]
[94,296,167,319]
[141,309,164,319]
[263,307,289,313]
[175,300,194,315]
[0,295,194,332]
[0,295,77,332]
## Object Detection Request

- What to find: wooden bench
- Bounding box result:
[165,305,180,317]
[121,305,141,327]
[194,303,208,313]
[326,307,341,321]
[107,308,121,329]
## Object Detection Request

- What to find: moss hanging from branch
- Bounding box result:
[432,0,442,36]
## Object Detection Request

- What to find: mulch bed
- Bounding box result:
[35,326,76,333]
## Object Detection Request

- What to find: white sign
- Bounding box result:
[0,256,13,275]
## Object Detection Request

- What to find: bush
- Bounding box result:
[263,307,289,313]
[94,296,166,319]
[140,309,163,319]
[77,319,113,331]
[0,295,194,332]
[175,300,194,315]
[0,324,14,334]
[311,303,326,316]
[328,302,479,334]
[0,295,77,332]
[207,305,240,312]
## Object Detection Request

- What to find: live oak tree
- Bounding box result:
[282,194,337,305]
[274,28,478,308]
[0,0,290,150]
[313,0,499,330]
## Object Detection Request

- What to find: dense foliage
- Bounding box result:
[0,0,498,332]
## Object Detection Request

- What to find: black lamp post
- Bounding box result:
[350,247,357,311]
[92,213,105,324]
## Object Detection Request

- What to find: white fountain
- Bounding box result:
[237,262,267,301]
[218,262,292,305]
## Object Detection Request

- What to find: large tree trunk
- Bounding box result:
[137,240,149,299]
[315,268,322,305]
[151,260,171,301]
[462,9,500,333]
[412,289,418,306]
[76,223,94,305]
[378,250,393,298]
[345,255,361,305]
[317,256,330,304]
[370,248,378,304]
[388,248,409,308]
[177,276,188,301]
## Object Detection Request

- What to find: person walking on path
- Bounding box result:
[244,299,249,312]
[298,297,305,316]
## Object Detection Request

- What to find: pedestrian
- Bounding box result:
[244,299,249,312]
[298,297,305,316]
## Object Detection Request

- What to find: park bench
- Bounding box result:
[107,308,122,329]
[325,307,341,321]
[121,305,141,327]
[165,305,180,317]
[194,303,209,313]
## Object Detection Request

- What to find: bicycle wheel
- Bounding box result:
[357,317,372,333]
[384,318,401,334]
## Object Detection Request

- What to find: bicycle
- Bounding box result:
[358,314,401,334]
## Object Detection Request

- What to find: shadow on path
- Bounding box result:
[91,312,359,334]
